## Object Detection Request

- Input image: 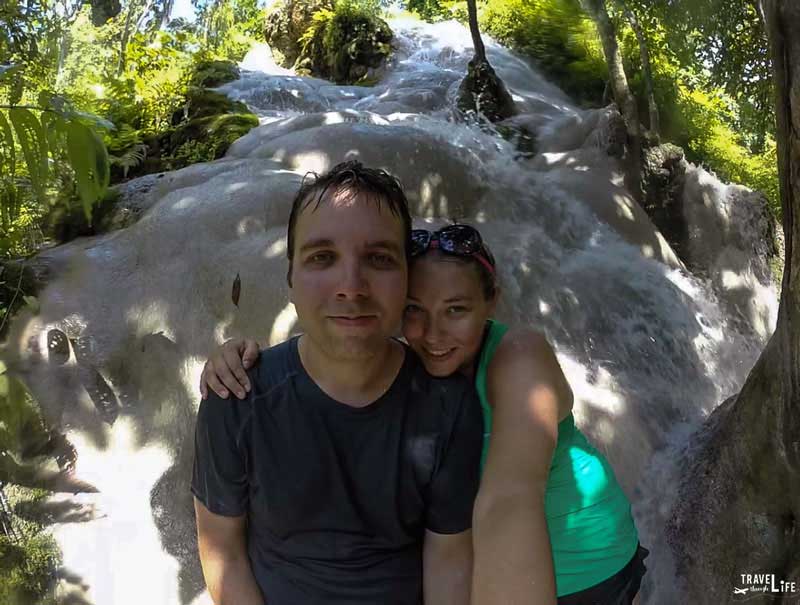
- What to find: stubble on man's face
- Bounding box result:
[288,189,408,363]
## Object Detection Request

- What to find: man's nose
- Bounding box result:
[335,258,369,299]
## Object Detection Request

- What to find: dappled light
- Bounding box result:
[0,5,784,605]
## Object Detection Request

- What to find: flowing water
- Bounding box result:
[2,14,778,605]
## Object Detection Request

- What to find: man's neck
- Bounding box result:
[298,335,405,407]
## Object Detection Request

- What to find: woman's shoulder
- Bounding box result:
[492,326,553,362]
[487,327,574,417]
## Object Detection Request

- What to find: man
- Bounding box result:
[191,161,483,604]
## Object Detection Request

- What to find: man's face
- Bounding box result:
[289,189,408,362]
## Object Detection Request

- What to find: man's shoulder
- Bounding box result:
[246,337,301,395]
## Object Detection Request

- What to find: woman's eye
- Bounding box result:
[447,306,468,314]
[404,304,421,314]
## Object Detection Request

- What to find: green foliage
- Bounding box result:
[195,0,267,61]
[191,60,241,88]
[0,532,61,604]
[407,0,447,21]
[166,111,258,169]
[478,0,607,106]
[643,0,773,150]
[0,369,61,604]
[470,0,779,216]
[0,101,111,246]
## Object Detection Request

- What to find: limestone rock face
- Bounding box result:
[263,0,335,68]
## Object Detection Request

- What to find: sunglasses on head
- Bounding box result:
[410,225,495,276]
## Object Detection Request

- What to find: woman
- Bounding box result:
[200,224,648,604]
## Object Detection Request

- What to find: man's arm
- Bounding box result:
[423,529,473,605]
[194,498,264,605]
[471,330,571,605]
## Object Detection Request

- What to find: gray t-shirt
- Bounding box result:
[191,336,483,604]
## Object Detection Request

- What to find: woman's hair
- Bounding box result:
[412,223,498,301]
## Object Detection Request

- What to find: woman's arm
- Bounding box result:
[471,330,573,605]
[199,339,261,400]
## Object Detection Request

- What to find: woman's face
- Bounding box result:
[402,252,497,378]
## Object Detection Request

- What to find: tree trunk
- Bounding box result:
[665,2,800,603]
[117,3,136,75]
[581,0,643,200]
[620,0,659,135]
[466,0,486,63]
[456,0,515,122]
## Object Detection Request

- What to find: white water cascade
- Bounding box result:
[3,14,779,605]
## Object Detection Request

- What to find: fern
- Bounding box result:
[0,112,16,178]
[110,143,147,179]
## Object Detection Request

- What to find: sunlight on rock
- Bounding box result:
[265,237,288,258]
[324,112,348,124]
[270,302,298,346]
[237,215,266,236]
[225,182,249,193]
[614,193,635,221]
[173,196,199,213]
[126,302,176,342]
[54,417,178,605]
[419,173,442,205]
[285,150,329,173]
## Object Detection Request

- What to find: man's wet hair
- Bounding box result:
[286,161,413,284]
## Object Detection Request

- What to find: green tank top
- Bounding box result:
[474,320,639,597]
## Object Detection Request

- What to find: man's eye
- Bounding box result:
[370,253,396,266]
[404,304,421,314]
[447,306,468,314]
[308,252,334,263]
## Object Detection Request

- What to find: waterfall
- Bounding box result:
[3,14,778,605]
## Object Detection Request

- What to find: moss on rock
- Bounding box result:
[267,0,393,85]
[166,113,259,169]
[264,0,335,67]
[190,60,241,88]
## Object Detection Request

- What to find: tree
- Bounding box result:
[456,0,515,123]
[666,1,800,602]
[654,0,773,150]
[580,0,643,199]
[618,0,659,135]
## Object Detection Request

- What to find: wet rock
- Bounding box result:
[640,143,689,258]
[457,58,516,122]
